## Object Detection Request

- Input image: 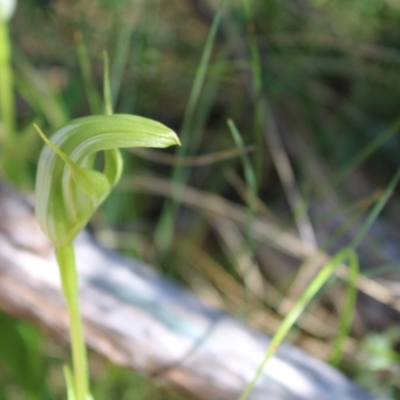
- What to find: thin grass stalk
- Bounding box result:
[179,2,225,145]
[75,32,102,115]
[110,8,133,110]
[103,52,113,116]
[237,247,359,400]
[226,119,258,307]
[129,145,255,167]
[364,263,400,278]
[0,10,17,184]
[227,119,257,214]
[329,250,359,366]
[14,50,68,129]
[351,165,400,249]
[0,11,33,188]
[320,116,400,197]
[238,163,400,399]
[154,0,225,258]
[0,18,15,139]
[241,0,264,187]
[120,0,160,114]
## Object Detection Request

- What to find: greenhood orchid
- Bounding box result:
[34,113,180,400]
[35,115,180,246]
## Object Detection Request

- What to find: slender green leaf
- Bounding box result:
[154,0,225,258]
[103,52,113,116]
[351,166,400,248]
[75,32,102,115]
[227,119,257,213]
[238,248,359,400]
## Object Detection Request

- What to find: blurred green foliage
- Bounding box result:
[1,0,400,398]
[0,312,47,399]
[0,311,182,400]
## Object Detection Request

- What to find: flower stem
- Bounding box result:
[56,244,89,400]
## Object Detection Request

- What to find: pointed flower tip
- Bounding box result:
[171,130,181,146]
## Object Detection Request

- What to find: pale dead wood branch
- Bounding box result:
[212,216,266,300]
[129,146,255,167]
[121,173,400,316]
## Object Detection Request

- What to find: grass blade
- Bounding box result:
[75,32,102,115]
[154,0,226,259]
[103,52,113,116]
[241,0,264,186]
[227,119,257,213]
[238,247,359,400]
[351,166,400,249]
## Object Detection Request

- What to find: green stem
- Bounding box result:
[56,244,89,400]
[0,18,15,141]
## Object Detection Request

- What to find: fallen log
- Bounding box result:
[0,183,383,400]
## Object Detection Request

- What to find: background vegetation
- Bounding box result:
[1,0,400,398]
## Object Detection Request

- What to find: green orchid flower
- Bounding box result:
[35,113,180,400]
[35,115,180,247]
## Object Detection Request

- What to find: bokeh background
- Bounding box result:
[1,0,400,398]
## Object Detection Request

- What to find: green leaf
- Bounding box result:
[35,114,180,246]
